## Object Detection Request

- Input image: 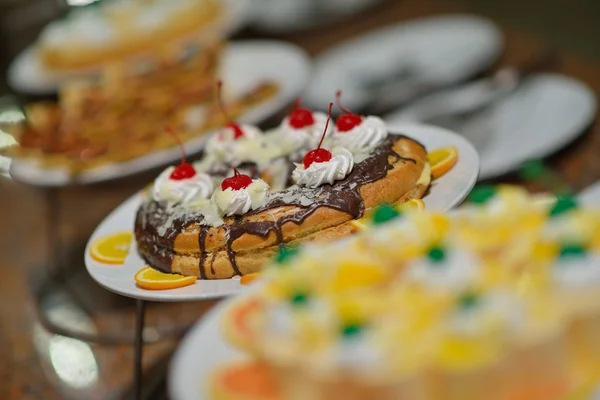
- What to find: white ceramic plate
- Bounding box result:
[386,74,597,180]
[304,14,502,111]
[8,40,312,187]
[249,0,385,33]
[7,0,253,94]
[84,124,479,302]
[579,181,600,206]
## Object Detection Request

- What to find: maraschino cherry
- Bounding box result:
[217,80,244,140]
[288,97,315,129]
[166,126,196,180]
[335,90,362,132]
[303,102,333,169]
[221,168,253,191]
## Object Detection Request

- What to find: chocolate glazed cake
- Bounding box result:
[134,134,430,279]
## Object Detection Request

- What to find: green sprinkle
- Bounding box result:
[290,292,308,306]
[519,159,548,181]
[559,244,586,259]
[276,246,298,264]
[549,195,578,217]
[467,185,496,205]
[427,246,446,263]
[458,291,479,310]
[341,323,362,338]
[372,204,400,225]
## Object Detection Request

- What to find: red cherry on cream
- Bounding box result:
[221,168,253,191]
[335,90,362,132]
[217,80,244,141]
[166,126,197,181]
[289,98,315,129]
[303,102,333,169]
[225,122,245,140]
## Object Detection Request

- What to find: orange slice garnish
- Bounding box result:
[211,362,281,400]
[241,272,261,285]
[428,146,458,179]
[222,297,263,351]
[90,232,132,264]
[134,266,197,290]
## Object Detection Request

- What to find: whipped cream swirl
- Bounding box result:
[405,249,479,293]
[292,147,354,188]
[153,167,214,208]
[212,179,270,216]
[278,112,333,156]
[332,116,388,153]
[553,253,600,288]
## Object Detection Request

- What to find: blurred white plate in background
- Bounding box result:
[386,74,596,180]
[304,14,503,111]
[9,40,312,186]
[249,0,385,33]
[7,0,253,94]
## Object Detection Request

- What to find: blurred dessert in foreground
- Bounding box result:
[37,0,226,71]
[216,187,600,399]
[133,93,441,280]
[2,48,278,174]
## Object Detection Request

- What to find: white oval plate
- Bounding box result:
[386,74,597,180]
[84,124,479,302]
[7,0,253,94]
[304,14,502,111]
[8,40,312,187]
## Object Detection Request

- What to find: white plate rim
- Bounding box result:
[8,40,313,187]
[84,123,479,302]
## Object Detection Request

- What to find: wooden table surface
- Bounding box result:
[0,0,598,399]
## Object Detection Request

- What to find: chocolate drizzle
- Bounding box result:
[134,135,423,277]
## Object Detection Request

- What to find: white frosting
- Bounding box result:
[332,116,388,153]
[212,179,269,216]
[205,125,278,166]
[554,253,600,288]
[405,249,479,292]
[292,147,354,188]
[448,290,525,337]
[278,112,333,156]
[152,166,213,208]
[335,335,382,372]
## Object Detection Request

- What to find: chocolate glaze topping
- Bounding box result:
[134,135,424,277]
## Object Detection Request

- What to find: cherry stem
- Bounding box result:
[165,125,186,164]
[317,103,333,150]
[335,90,353,115]
[294,97,302,110]
[216,80,233,124]
[233,167,240,177]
